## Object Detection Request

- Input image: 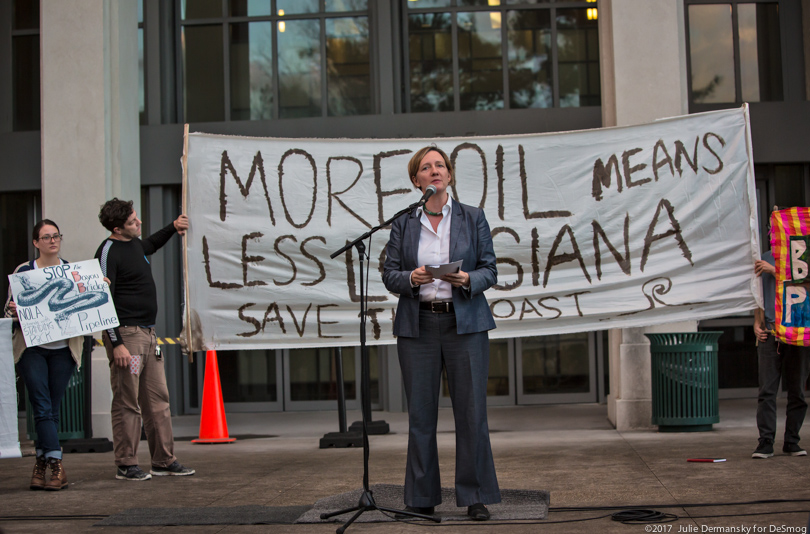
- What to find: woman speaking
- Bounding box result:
[383,146,501,521]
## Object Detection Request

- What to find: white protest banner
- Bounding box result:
[183,106,760,351]
[8,259,119,346]
[0,318,21,459]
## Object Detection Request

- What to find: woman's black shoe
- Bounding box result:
[467,503,490,521]
[394,506,435,520]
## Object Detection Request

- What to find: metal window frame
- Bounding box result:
[7,1,39,133]
[0,1,11,133]
[222,349,286,413]
[697,317,759,399]
[174,0,375,123]
[437,338,517,408]
[515,331,598,405]
[282,347,364,411]
[684,0,789,111]
[401,1,597,113]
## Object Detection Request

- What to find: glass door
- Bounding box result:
[218,349,284,412]
[439,338,516,407]
[283,346,383,411]
[516,332,597,404]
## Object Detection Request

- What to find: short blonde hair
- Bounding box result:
[407,146,455,188]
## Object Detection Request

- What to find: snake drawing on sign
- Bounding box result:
[16,274,109,333]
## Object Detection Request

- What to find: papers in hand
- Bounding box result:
[425,260,462,278]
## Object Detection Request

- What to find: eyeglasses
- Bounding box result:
[37,234,63,243]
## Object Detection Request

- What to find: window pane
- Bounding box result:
[458,12,504,110]
[278,19,322,118]
[408,0,452,8]
[773,165,806,209]
[183,25,226,122]
[0,192,40,314]
[738,3,782,103]
[182,0,223,19]
[229,0,272,17]
[459,0,501,5]
[488,339,510,396]
[688,4,735,103]
[13,0,39,30]
[277,0,319,15]
[230,22,273,120]
[409,13,453,112]
[326,0,369,11]
[288,348,356,401]
[12,35,40,131]
[557,8,600,107]
[442,339,509,397]
[707,326,758,389]
[508,9,551,108]
[522,333,590,394]
[326,17,371,116]
[137,0,143,24]
[219,349,278,402]
[506,0,583,3]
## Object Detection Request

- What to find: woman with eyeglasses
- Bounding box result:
[3,220,84,491]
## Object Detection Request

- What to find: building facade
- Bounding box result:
[1,0,808,435]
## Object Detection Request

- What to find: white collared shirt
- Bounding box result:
[416,195,453,302]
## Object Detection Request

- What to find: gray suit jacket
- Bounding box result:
[383,201,497,338]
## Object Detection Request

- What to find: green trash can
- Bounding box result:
[644,331,723,432]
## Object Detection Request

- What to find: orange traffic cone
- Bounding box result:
[192,350,236,444]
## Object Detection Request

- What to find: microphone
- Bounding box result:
[418,185,437,207]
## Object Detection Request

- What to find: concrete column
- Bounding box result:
[40,0,141,440]
[598,0,696,430]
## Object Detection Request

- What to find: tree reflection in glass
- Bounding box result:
[326,17,371,116]
[230,22,273,121]
[279,19,322,118]
[409,12,453,112]
[688,4,735,104]
[277,0,318,15]
[557,8,599,108]
[508,9,552,109]
[458,11,503,111]
[325,0,369,11]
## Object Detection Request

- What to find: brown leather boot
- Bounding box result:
[44,458,68,491]
[30,456,47,490]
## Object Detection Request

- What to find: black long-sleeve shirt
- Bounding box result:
[95,222,177,347]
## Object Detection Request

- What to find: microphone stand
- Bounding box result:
[322,197,441,532]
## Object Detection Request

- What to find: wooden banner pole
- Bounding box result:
[181,123,193,362]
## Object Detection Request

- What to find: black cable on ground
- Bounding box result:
[384,497,810,528]
[611,509,678,524]
[551,497,810,512]
[0,514,108,521]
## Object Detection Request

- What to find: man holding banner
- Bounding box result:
[95,198,195,481]
[752,207,810,459]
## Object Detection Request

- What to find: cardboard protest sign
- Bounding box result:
[182,106,760,351]
[8,259,119,346]
[772,207,810,346]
